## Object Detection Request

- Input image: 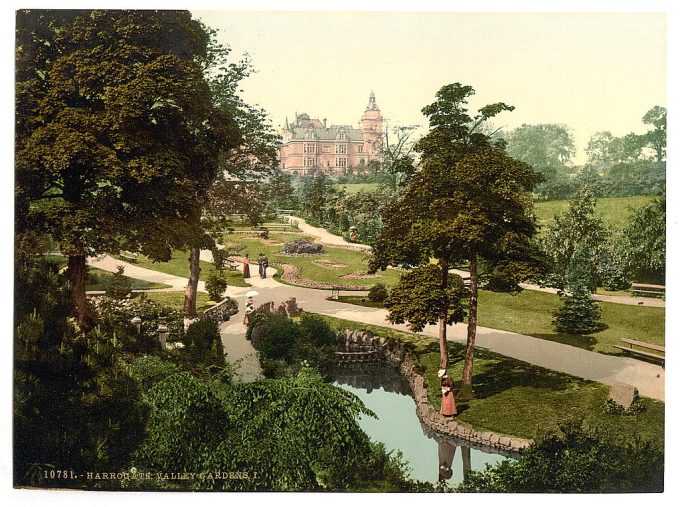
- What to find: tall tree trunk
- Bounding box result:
[184,246,201,317]
[438,260,449,370]
[67,252,92,333]
[460,254,478,400]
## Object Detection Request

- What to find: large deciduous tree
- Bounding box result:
[16,10,237,330]
[621,193,666,284]
[183,40,280,316]
[542,186,608,292]
[506,123,575,180]
[370,83,543,397]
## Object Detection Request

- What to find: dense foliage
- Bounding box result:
[16,10,238,329]
[205,272,228,301]
[367,283,389,302]
[371,82,544,393]
[249,313,339,377]
[131,367,423,491]
[456,419,663,493]
[385,265,466,332]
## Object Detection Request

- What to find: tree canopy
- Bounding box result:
[15,10,239,327]
[371,83,544,392]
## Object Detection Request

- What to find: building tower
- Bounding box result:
[360,91,383,161]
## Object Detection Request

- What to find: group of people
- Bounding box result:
[241,253,269,279]
[241,253,269,326]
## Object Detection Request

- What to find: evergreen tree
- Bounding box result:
[553,247,603,334]
[106,265,132,299]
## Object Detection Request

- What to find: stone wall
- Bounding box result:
[339,329,532,454]
[202,296,238,323]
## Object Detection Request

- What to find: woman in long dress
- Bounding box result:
[242,254,250,279]
[440,375,458,417]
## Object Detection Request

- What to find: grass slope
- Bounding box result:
[319,314,664,446]
[116,250,250,288]
[333,290,664,355]
[534,195,654,230]
[223,232,402,289]
[135,291,213,313]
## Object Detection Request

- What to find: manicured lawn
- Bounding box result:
[134,291,213,313]
[534,195,654,230]
[477,289,664,354]
[86,268,170,291]
[332,183,383,195]
[44,255,171,291]
[116,250,250,288]
[330,290,665,355]
[222,233,402,289]
[318,314,664,446]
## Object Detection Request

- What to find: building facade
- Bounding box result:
[278,92,383,176]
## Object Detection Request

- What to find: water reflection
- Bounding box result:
[330,365,513,485]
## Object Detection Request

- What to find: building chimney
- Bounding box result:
[323,118,327,128]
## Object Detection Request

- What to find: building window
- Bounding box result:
[336,158,347,168]
[336,131,346,140]
[335,144,347,154]
[304,144,316,154]
[357,145,363,153]
[306,129,315,140]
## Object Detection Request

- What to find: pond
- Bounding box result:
[330,365,514,485]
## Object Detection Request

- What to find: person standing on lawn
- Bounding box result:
[439,370,458,417]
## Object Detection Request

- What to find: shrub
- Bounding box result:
[283,238,324,255]
[125,356,182,392]
[294,315,339,374]
[106,265,132,299]
[552,285,603,334]
[211,248,231,273]
[368,283,389,302]
[205,273,228,301]
[96,296,185,349]
[251,314,300,363]
[185,319,224,367]
[456,419,663,493]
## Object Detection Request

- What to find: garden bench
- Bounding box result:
[613,338,665,365]
[120,250,139,262]
[630,283,665,299]
[222,258,239,271]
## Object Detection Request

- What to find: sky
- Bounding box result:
[193,10,666,164]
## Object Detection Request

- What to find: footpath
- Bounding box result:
[287,215,664,309]
[87,246,665,401]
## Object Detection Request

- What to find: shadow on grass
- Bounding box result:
[444,343,573,401]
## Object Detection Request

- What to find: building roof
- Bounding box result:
[289,125,363,141]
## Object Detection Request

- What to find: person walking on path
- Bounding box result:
[257,253,269,279]
[242,254,251,279]
[243,296,255,326]
[439,370,458,417]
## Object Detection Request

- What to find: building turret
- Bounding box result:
[360,91,383,159]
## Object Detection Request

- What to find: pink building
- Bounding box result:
[278,92,383,176]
